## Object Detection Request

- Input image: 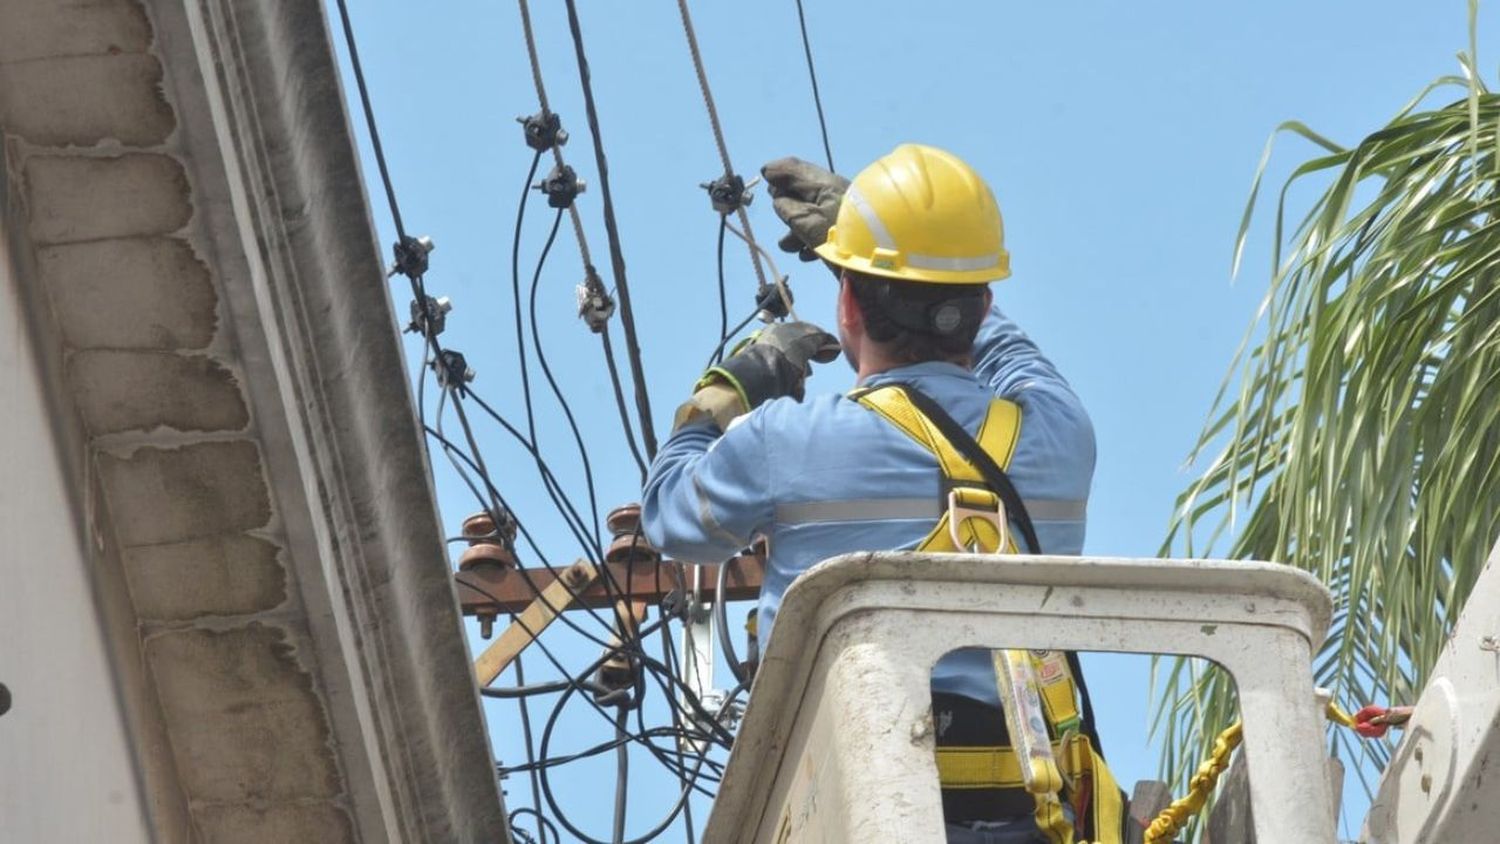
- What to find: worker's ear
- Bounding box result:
[837,274,861,334]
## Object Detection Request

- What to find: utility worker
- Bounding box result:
[642,144,1123,843]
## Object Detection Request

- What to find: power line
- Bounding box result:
[792,0,835,172]
[561,0,661,459]
[332,0,407,241]
[674,0,797,321]
[516,0,650,480]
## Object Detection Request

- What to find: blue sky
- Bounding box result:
[331,2,1490,839]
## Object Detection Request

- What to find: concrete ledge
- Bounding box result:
[151,0,510,839]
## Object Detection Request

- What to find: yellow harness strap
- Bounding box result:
[852,384,1122,843]
[852,386,1020,554]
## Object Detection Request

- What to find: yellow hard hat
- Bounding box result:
[815,144,1010,285]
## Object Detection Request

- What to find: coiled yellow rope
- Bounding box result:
[1141,700,1393,843]
[1142,721,1244,844]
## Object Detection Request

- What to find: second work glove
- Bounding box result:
[762,157,849,262]
[675,322,841,432]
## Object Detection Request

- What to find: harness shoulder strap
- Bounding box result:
[853,383,1041,554]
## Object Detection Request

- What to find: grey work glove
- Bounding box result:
[761,157,849,262]
[699,320,841,410]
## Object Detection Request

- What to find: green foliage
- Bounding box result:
[1153,14,1500,817]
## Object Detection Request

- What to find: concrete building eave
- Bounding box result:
[0,0,508,839]
[155,1,510,840]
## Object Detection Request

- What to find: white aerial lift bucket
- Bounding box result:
[704,552,1337,843]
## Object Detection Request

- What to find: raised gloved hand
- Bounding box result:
[761,157,849,262]
[674,322,841,431]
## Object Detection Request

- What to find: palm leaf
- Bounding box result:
[1152,21,1500,827]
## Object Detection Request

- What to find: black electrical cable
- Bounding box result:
[560,0,659,459]
[600,327,650,482]
[441,382,646,650]
[458,563,708,762]
[508,809,560,844]
[529,207,603,546]
[332,0,407,240]
[656,585,697,844]
[501,725,691,775]
[513,656,548,844]
[504,153,604,560]
[433,401,735,822]
[483,678,601,699]
[715,556,750,685]
[433,391,496,518]
[713,216,729,365]
[460,389,602,563]
[791,0,835,172]
[702,309,760,372]
[427,423,626,645]
[537,671,722,844]
[613,706,630,844]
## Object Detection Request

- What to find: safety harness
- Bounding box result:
[849,382,1127,844]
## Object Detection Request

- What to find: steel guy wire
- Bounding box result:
[673,0,796,323]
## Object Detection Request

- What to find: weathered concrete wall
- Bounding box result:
[0,0,508,840]
[0,159,153,844]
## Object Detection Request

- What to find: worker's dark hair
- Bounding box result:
[844,269,988,364]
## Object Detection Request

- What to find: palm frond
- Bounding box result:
[1153,45,1500,815]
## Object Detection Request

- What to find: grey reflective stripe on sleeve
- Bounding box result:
[692,474,747,547]
[774,497,1086,525]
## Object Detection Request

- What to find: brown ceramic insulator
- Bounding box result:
[462,512,495,540]
[462,510,517,544]
[605,531,660,565]
[458,543,519,571]
[605,503,642,537]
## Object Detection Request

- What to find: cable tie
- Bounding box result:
[518,111,569,152]
[405,294,452,336]
[388,234,435,279]
[700,172,753,215]
[536,164,585,209]
[755,277,794,322]
[575,267,615,332]
[434,349,476,389]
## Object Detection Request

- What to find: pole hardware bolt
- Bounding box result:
[755,278,794,322]
[518,111,568,152]
[406,294,452,336]
[389,234,435,279]
[536,164,585,209]
[434,349,475,388]
[701,173,753,215]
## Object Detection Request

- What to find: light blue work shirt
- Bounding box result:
[642,304,1096,704]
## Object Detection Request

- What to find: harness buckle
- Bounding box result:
[946,487,1009,553]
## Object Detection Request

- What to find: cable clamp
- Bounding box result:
[536,164,585,209]
[755,278,794,322]
[517,110,568,152]
[405,294,452,336]
[433,349,475,388]
[575,266,615,332]
[701,172,754,215]
[389,234,435,279]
